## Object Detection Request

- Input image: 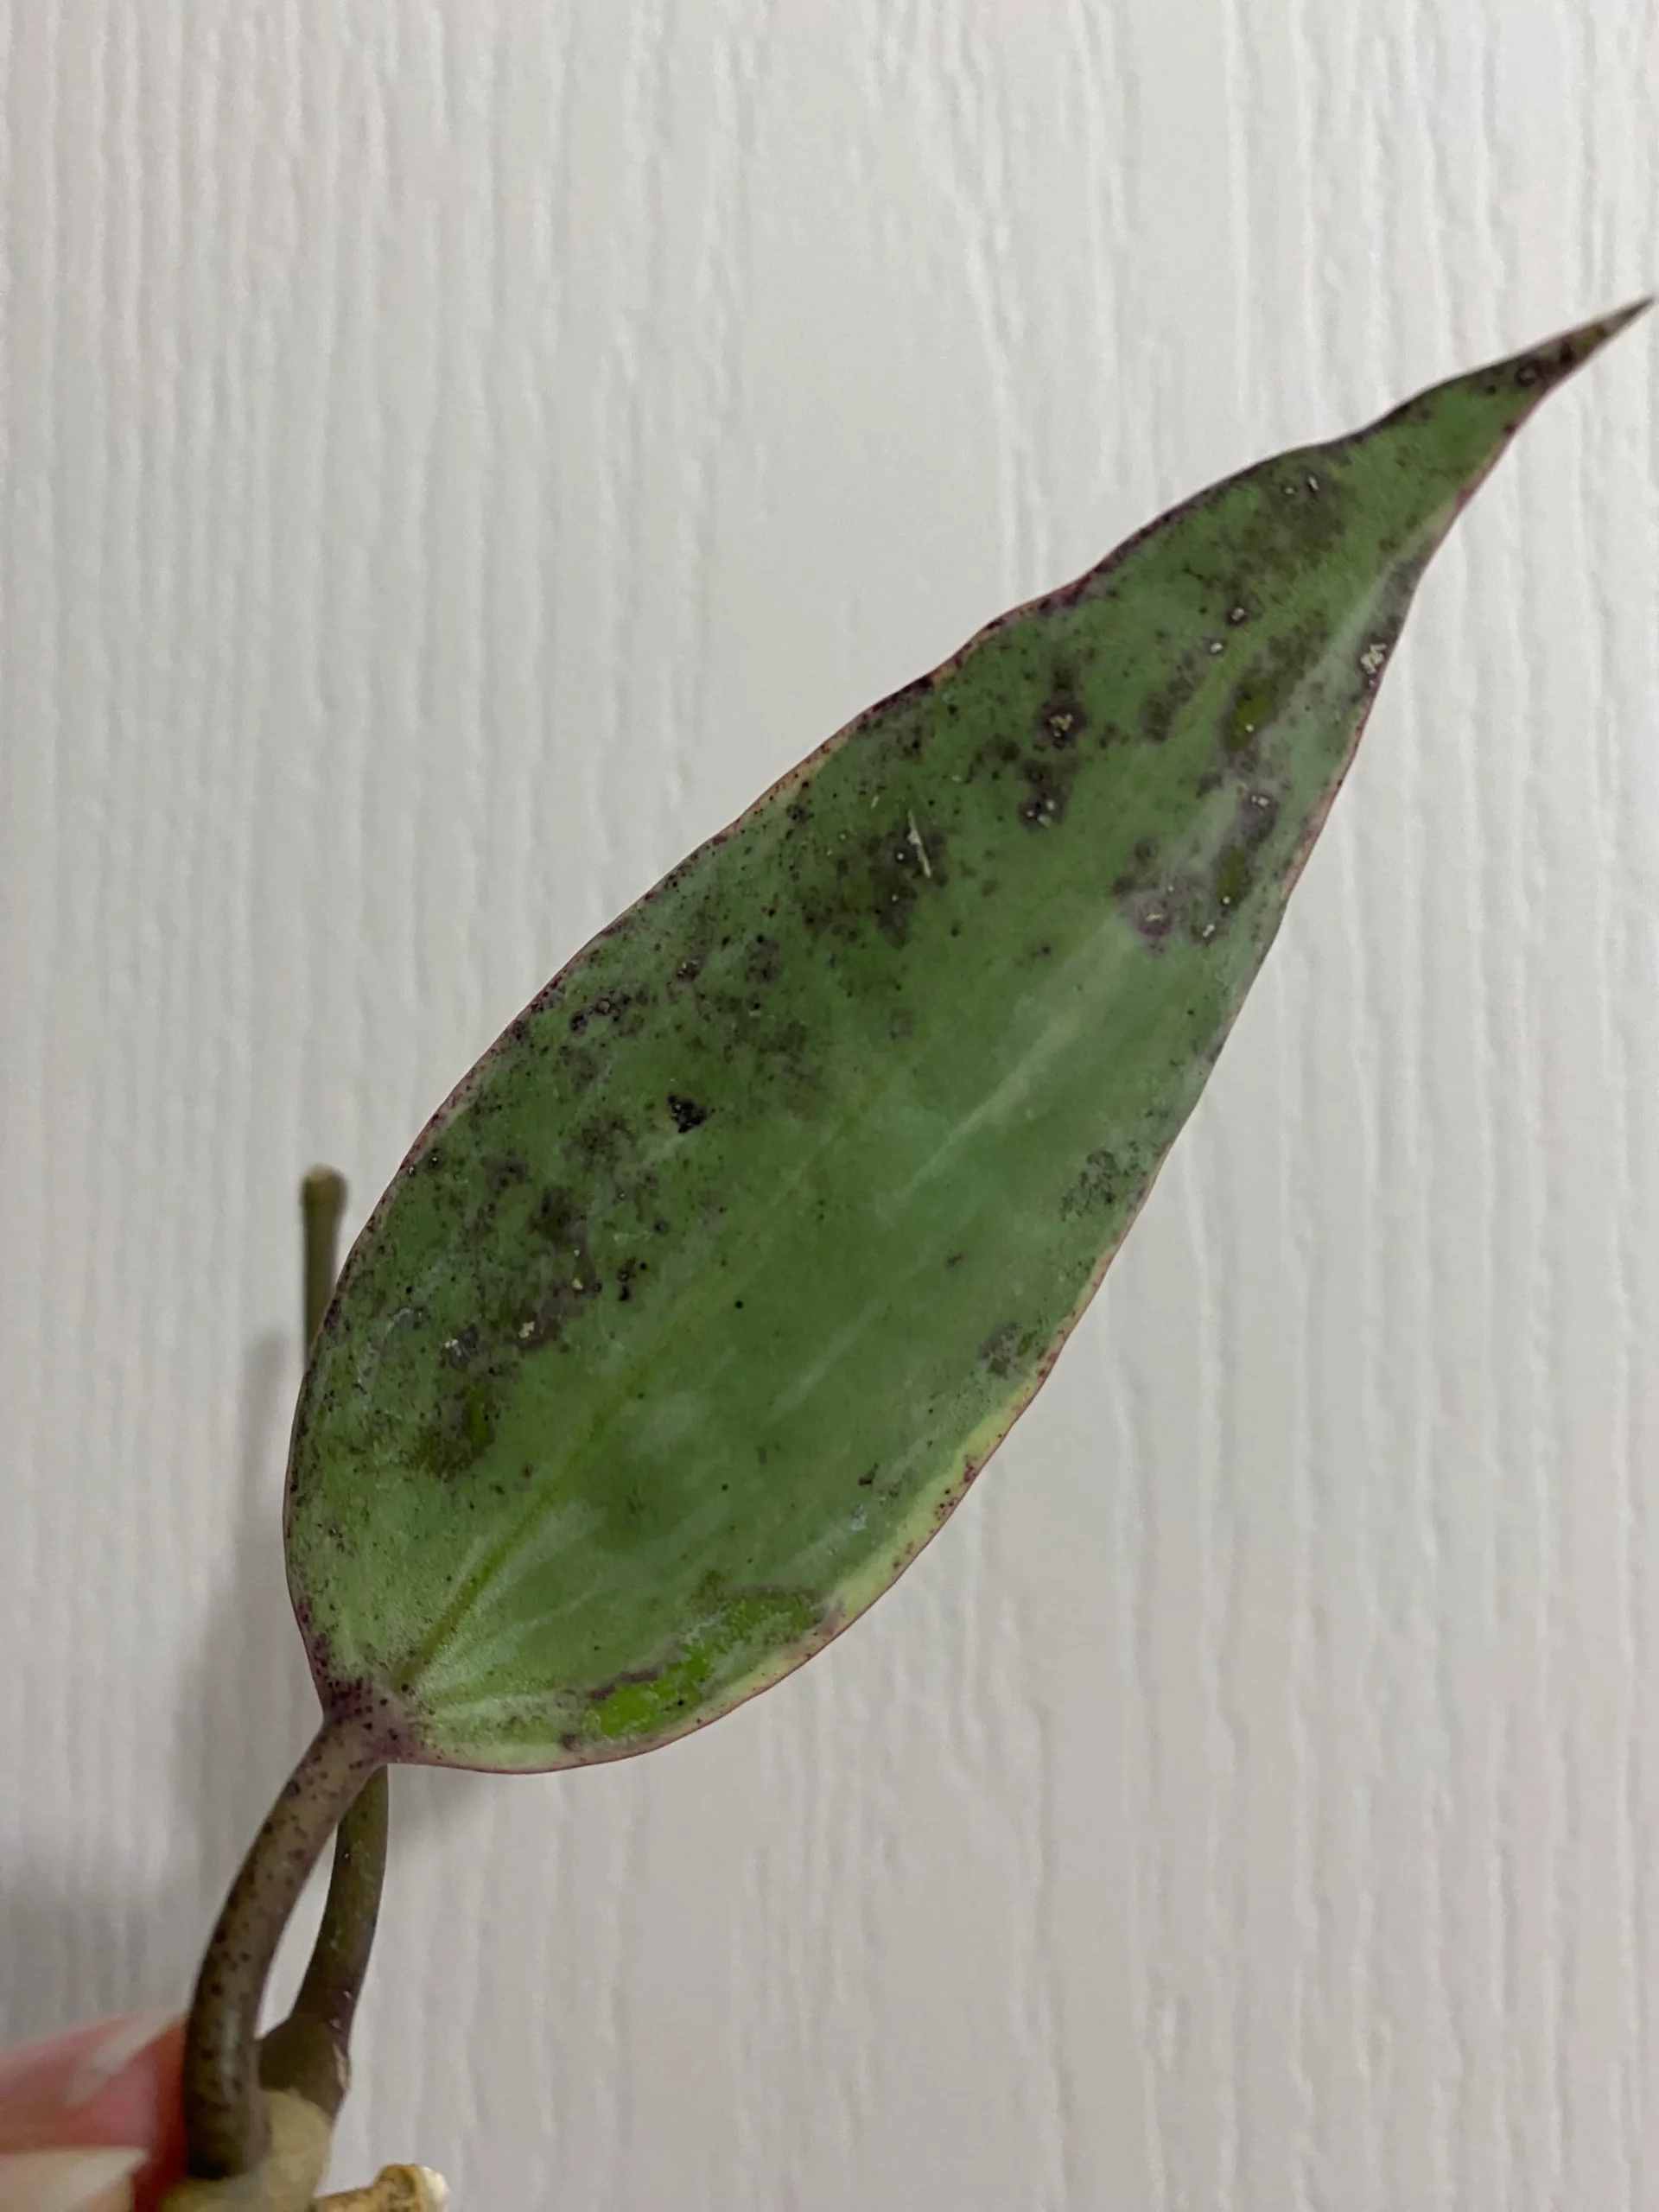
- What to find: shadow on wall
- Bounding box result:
[0,1329,474,2041]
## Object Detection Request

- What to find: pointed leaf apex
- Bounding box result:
[1511,296,1652,389]
[1381,300,1649,429]
[1349,301,1649,538]
[1593,294,1653,337]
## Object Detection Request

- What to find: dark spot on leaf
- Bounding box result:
[568,1113,630,1171]
[518,1261,602,1350]
[568,993,630,1037]
[831,815,946,948]
[1141,658,1205,745]
[668,1094,709,1133]
[1060,1148,1120,1219]
[969,734,1021,783]
[535,1186,584,1245]
[1038,686,1087,749]
[1208,789,1281,926]
[514,1189,602,1345]
[1214,843,1253,909]
[1223,615,1326,762]
[978,1321,1033,1379]
[1127,885,1178,942]
[1018,753,1077,829]
[411,1378,501,1483]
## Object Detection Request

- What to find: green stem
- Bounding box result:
[257,1766,390,2121]
[183,1165,398,2179]
[182,1711,394,2178]
[280,1169,391,2095]
[301,1166,348,1345]
[290,1764,390,2047]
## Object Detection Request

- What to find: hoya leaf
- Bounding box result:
[285,306,1644,1771]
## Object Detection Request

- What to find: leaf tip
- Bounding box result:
[1600,293,1655,336]
[1513,296,1651,393]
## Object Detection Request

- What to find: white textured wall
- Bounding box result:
[3,7,1657,2208]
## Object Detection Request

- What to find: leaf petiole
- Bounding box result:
[181,1709,394,2177]
[180,1170,397,2182]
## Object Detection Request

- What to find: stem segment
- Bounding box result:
[282,1170,391,2094]
[182,1712,392,2177]
[301,1166,347,1347]
[259,1762,390,2115]
[182,1166,397,2179]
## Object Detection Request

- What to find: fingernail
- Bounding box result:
[0,2145,145,2212]
[61,2014,179,2113]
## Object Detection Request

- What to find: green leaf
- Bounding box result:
[285,305,1646,1771]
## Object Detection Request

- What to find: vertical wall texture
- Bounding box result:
[3,5,1656,2207]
